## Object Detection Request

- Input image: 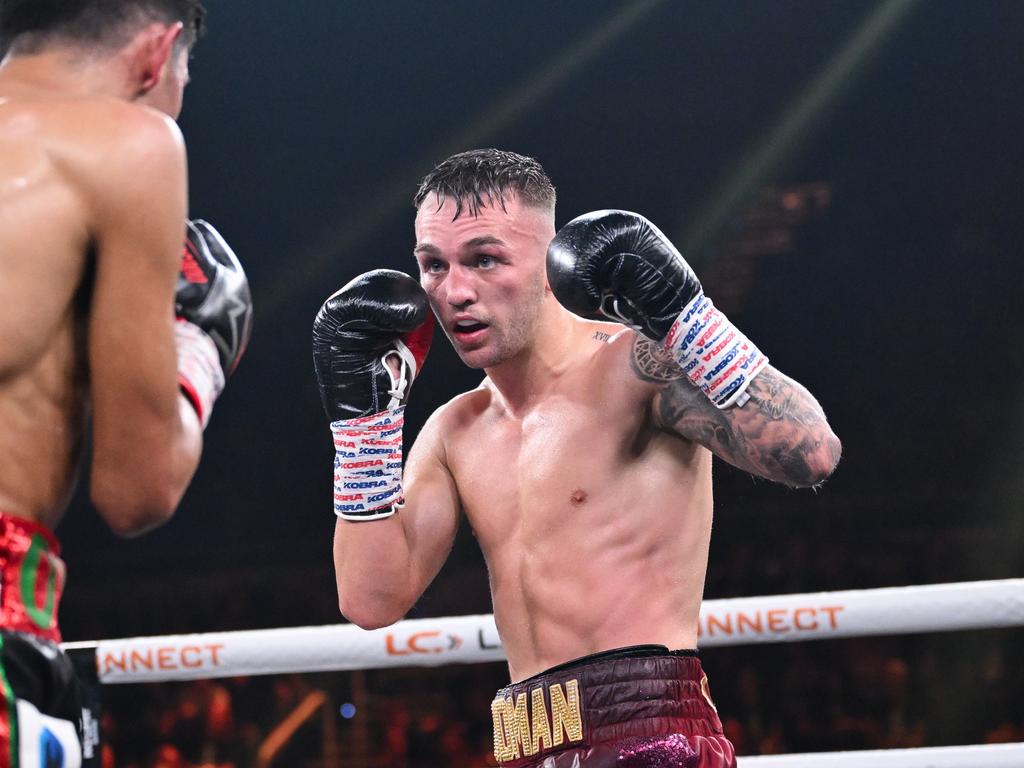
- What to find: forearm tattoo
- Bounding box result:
[634,337,839,487]
[744,373,827,428]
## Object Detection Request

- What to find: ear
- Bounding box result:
[134,22,184,96]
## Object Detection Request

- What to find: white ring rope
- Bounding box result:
[738,743,1024,767]
[61,578,1024,684]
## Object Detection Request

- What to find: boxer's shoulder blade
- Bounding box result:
[0,99,117,375]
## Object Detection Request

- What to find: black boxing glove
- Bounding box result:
[312,270,433,521]
[547,210,768,407]
[175,219,254,427]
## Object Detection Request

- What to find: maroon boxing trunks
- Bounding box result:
[491,645,736,768]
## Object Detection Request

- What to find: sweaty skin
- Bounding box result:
[0,38,202,535]
[334,194,840,682]
[436,327,714,681]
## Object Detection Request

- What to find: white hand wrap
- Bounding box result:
[663,293,769,408]
[331,406,405,521]
[175,319,225,429]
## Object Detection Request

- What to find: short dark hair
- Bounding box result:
[0,0,206,56]
[414,149,556,219]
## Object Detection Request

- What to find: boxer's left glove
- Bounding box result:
[547,210,768,407]
[175,219,254,428]
[312,270,433,521]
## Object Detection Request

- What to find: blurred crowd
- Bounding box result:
[97,633,1023,767]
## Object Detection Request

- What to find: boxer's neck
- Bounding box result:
[484,297,579,414]
[0,49,136,103]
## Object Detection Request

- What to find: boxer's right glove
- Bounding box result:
[175,219,254,428]
[547,210,768,408]
[312,270,433,521]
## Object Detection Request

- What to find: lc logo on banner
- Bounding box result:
[385,631,463,655]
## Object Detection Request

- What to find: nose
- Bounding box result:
[445,264,477,308]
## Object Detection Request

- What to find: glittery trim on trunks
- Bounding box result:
[491,645,736,768]
[0,514,64,643]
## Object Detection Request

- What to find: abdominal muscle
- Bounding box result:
[454,376,715,682]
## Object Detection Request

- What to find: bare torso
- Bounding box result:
[440,323,712,681]
[0,88,102,528]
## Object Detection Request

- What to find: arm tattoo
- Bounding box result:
[629,335,686,383]
[593,330,612,343]
[653,366,840,488]
[745,374,826,428]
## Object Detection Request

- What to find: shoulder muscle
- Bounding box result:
[58,101,186,250]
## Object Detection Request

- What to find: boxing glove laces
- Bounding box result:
[547,210,768,407]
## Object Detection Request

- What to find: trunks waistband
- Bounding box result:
[0,513,65,643]
[491,645,723,767]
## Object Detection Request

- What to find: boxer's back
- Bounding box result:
[0,90,102,527]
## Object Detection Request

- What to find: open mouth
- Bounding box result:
[452,318,489,342]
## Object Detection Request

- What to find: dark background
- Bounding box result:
[50,0,1023,761]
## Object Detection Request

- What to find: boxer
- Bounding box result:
[314,150,840,766]
[0,2,251,764]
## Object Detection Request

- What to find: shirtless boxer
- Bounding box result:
[0,2,251,764]
[314,150,840,767]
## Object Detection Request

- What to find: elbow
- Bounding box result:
[337,590,407,631]
[95,497,176,538]
[90,407,199,537]
[792,430,842,489]
[91,479,179,539]
[819,430,843,482]
[344,611,401,632]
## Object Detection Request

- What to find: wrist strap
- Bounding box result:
[175,319,225,429]
[663,294,769,408]
[331,407,405,521]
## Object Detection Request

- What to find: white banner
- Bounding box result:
[739,742,1024,768]
[64,578,1024,684]
[696,578,1024,647]
[80,614,503,684]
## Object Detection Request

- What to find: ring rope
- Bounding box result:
[737,742,1024,767]
[61,578,1024,684]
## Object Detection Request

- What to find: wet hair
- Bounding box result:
[413,148,556,219]
[0,0,206,56]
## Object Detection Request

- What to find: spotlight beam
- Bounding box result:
[263,0,669,315]
[679,0,921,260]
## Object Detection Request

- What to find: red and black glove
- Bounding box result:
[175,219,253,427]
[312,270,433,520]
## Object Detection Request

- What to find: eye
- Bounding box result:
[422,259,445,274]
[476,254,497,269]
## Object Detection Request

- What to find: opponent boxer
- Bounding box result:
[315,150,840,767]
[0,2,251,765]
